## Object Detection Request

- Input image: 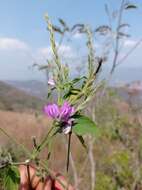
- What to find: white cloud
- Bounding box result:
[0,37,29,51]
[0,37,44,80]
[124,39,136,47]
[58,45,75,58]
[0,38,77,80]
[38,44,75,60]
[73,33,83,39]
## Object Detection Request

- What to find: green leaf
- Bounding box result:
[52,25,64,34]
[125,4,137,10]
[3,166,20,190]
[71,76,86,85]
[95,25,111,35]
[76,135,87,150]
[58,18,69,31]
[63,88,80,99]
[72,115,99,136]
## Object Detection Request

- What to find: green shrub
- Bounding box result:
[95,172,117,190]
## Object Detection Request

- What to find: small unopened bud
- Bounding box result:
[48,78,55,86]
[62,126,72,135]
[25,159,30,164]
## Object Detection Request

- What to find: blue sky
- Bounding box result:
[0,0,142,80]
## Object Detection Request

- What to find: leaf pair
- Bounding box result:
[3,166,20,190]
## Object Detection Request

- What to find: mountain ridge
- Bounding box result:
[0,81,44,112]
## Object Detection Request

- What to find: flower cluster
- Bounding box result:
[44,101,75,134]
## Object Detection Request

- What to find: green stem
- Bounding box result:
[66,132,72,172]
[31,126,58,159]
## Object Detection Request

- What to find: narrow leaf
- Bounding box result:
[76,135,87,150]
[118,23,130,30]
[58,18,69,31]
[52,25,63,34]
[3,166,20,190]
[125,4,137,10]
[71,76,86,85]
[118,32,130,38]
[95,25,111,35]
[71,24,85,33]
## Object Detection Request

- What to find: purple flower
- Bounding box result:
[43,101,75,121]
[44,103,60,119]
[59,101,75,121]
[44,101,75,134]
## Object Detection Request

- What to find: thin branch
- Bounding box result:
[66,132,72,172]
[116,38,142,67]
[63,137,79,190]
[78,156,89,177]
[88,135,95,190]
[69,150,79,190]
[110,0,125,74]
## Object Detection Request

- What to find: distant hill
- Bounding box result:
[6,80,48,98]
[2,79,142,112]
[113,81,142,108]
[0,81,44,112]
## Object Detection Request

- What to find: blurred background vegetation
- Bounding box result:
[0,83,142,189]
